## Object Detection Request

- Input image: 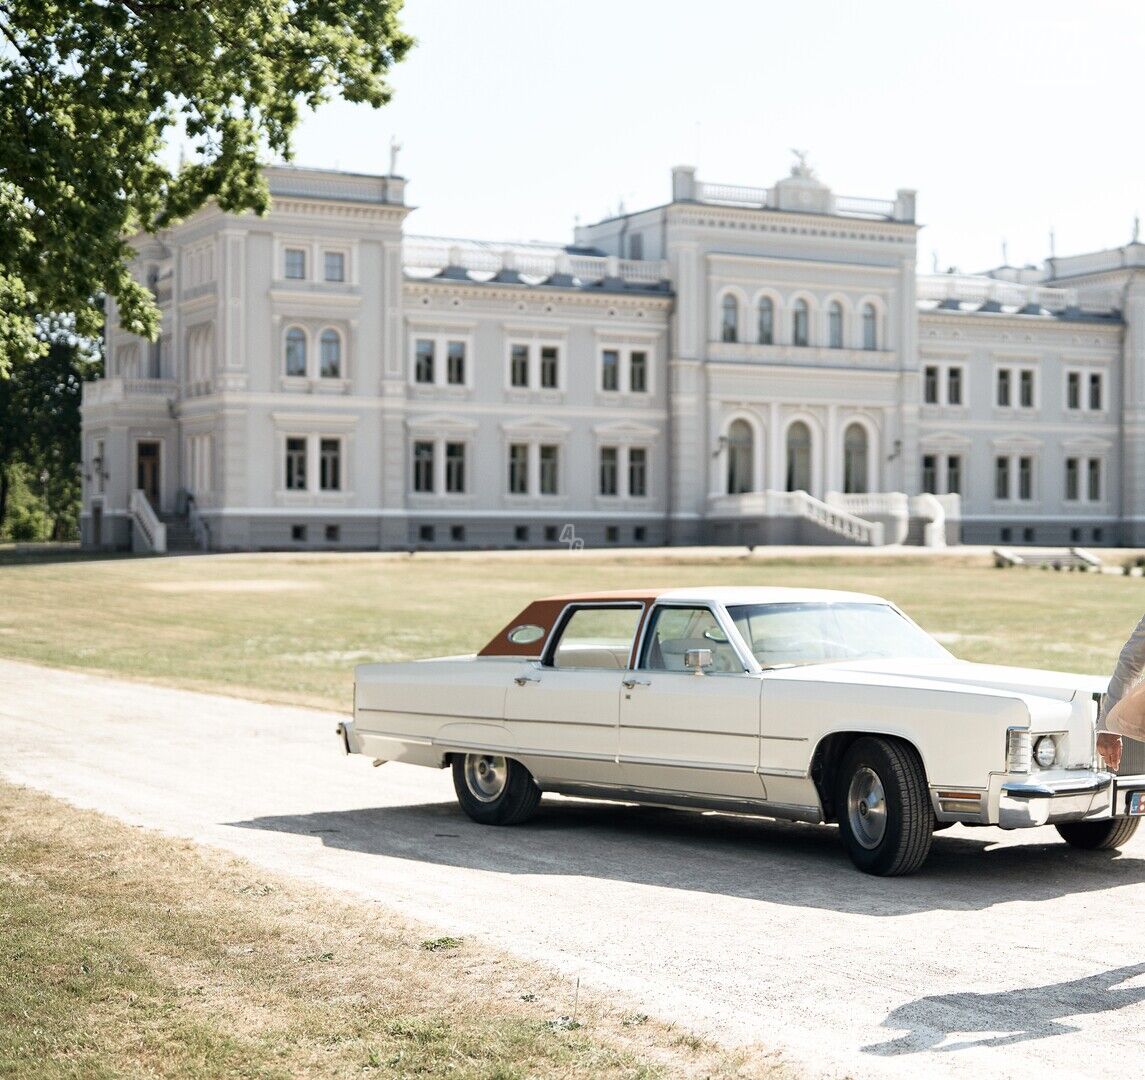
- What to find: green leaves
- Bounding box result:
[0,0,413,375]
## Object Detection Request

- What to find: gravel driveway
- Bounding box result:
[4,657,1145,1079]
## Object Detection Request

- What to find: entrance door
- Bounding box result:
[136,441,161,507]
[92,504,102,547]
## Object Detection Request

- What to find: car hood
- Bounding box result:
[803,657,1107,702]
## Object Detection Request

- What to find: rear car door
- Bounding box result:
[504,603,643,787]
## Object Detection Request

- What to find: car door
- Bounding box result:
[503,603,643,788]
[618,603,766,802]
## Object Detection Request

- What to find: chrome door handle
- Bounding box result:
[514,675,541,686]
[622,677,651,689]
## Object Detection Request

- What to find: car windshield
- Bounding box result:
[727,602,950,669]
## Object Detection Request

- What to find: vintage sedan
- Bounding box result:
[340,587,1145,875]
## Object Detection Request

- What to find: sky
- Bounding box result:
[277,0,1145,275]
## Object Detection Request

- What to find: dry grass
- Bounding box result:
[0,781,791,1080]
[0,549,1142,713]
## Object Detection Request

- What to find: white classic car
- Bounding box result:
[340,587,1145,875]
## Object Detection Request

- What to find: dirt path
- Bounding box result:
[4,657,1145,1079]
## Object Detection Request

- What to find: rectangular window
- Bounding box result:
[508,443,528,494]
[629,447,648,497]
[602,349,620,392]
[946,454,962,495]
[1089,373,1103,411]
[540,346,559,389]
[1018,455,1033,500]
[605,526,619,543]
[94,439,105,493]
[599,446,618,496]
[997,369,1011,408]
[450,524,465,542]
[415,339,435,384]
[1088,457,1102,501]
[634,525,647,542]
[445,442,466,494]
[418,524,435,543]
[510,344,529,388]
[285,437,307,491]
[446,341,466,385]
[291,524,306,542]
[319,438,341,491]
[995,455,1010,500]
[630,351,648,393]
[323,251,345,283]
[924,366,939,405]
[947,367,963,406]
[628,233,643,260]
[325,524,340,543]
[413,440,434,493]
[514,525,529,543]
[1065,457,1080,501]
[544,525,558,542]
[539,444,559,495]
[921,454,937,494]
[1019,369,1035,408]
[1067,371,1081,410]
[285,248,306,280]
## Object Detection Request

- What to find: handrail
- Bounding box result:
[129,489,167,553]
[186,494,211,552]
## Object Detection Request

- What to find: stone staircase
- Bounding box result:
[158,512,203,553]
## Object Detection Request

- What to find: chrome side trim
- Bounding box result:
[541,781,822,823]
[1001,773,1113,800]
[620,755,757,773]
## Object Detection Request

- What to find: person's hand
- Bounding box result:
[1098,731,1123,772]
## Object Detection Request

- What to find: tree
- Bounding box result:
[0,323,101,538]
[0,0,412,373]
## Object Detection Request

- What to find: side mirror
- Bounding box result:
[684,648,713,676]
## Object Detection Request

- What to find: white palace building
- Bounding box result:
[81,155,1141,552]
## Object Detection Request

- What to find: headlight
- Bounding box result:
[1034,735,1058,768]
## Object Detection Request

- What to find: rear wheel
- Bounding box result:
[452,753,542,826]
[835,736,933,876]
[1055,817,1141,850]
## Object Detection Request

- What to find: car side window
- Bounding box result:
[548,606,642,670]
[639,606,742,673]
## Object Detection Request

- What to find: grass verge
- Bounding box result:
[0,550,1142,712]
[0,780,789,1079]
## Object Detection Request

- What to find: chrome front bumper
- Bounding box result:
[996,772,1145,828]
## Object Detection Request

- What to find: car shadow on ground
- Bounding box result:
[862,963,1145,1054]
[226,796,1145,916]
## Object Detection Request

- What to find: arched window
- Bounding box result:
[792,299,810,347]
[843,424,869,494]
[320,329,342,378]
[758,297,774,345]
[786,421,812,492]
[828,302,843,349]
[862,303,878,350]
[726,420,753,495]
[721,294,739,343]
[285,327,307,377]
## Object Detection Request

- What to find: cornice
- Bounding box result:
[402,277,673,311]
[666,202,917,244]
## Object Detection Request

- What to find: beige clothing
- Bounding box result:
[1100,613,1145,731]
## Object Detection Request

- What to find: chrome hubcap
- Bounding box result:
[464,754,508,803]
[847,766,887,850]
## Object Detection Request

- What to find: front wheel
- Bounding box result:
[835,736,933,876]
[452,753,542,826]
[1055,817,1141,850]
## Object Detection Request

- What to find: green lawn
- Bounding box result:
[0,550,1141,712]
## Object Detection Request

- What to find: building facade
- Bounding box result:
[81,158,1134,551]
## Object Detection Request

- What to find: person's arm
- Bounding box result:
[1108,678,1145,743]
